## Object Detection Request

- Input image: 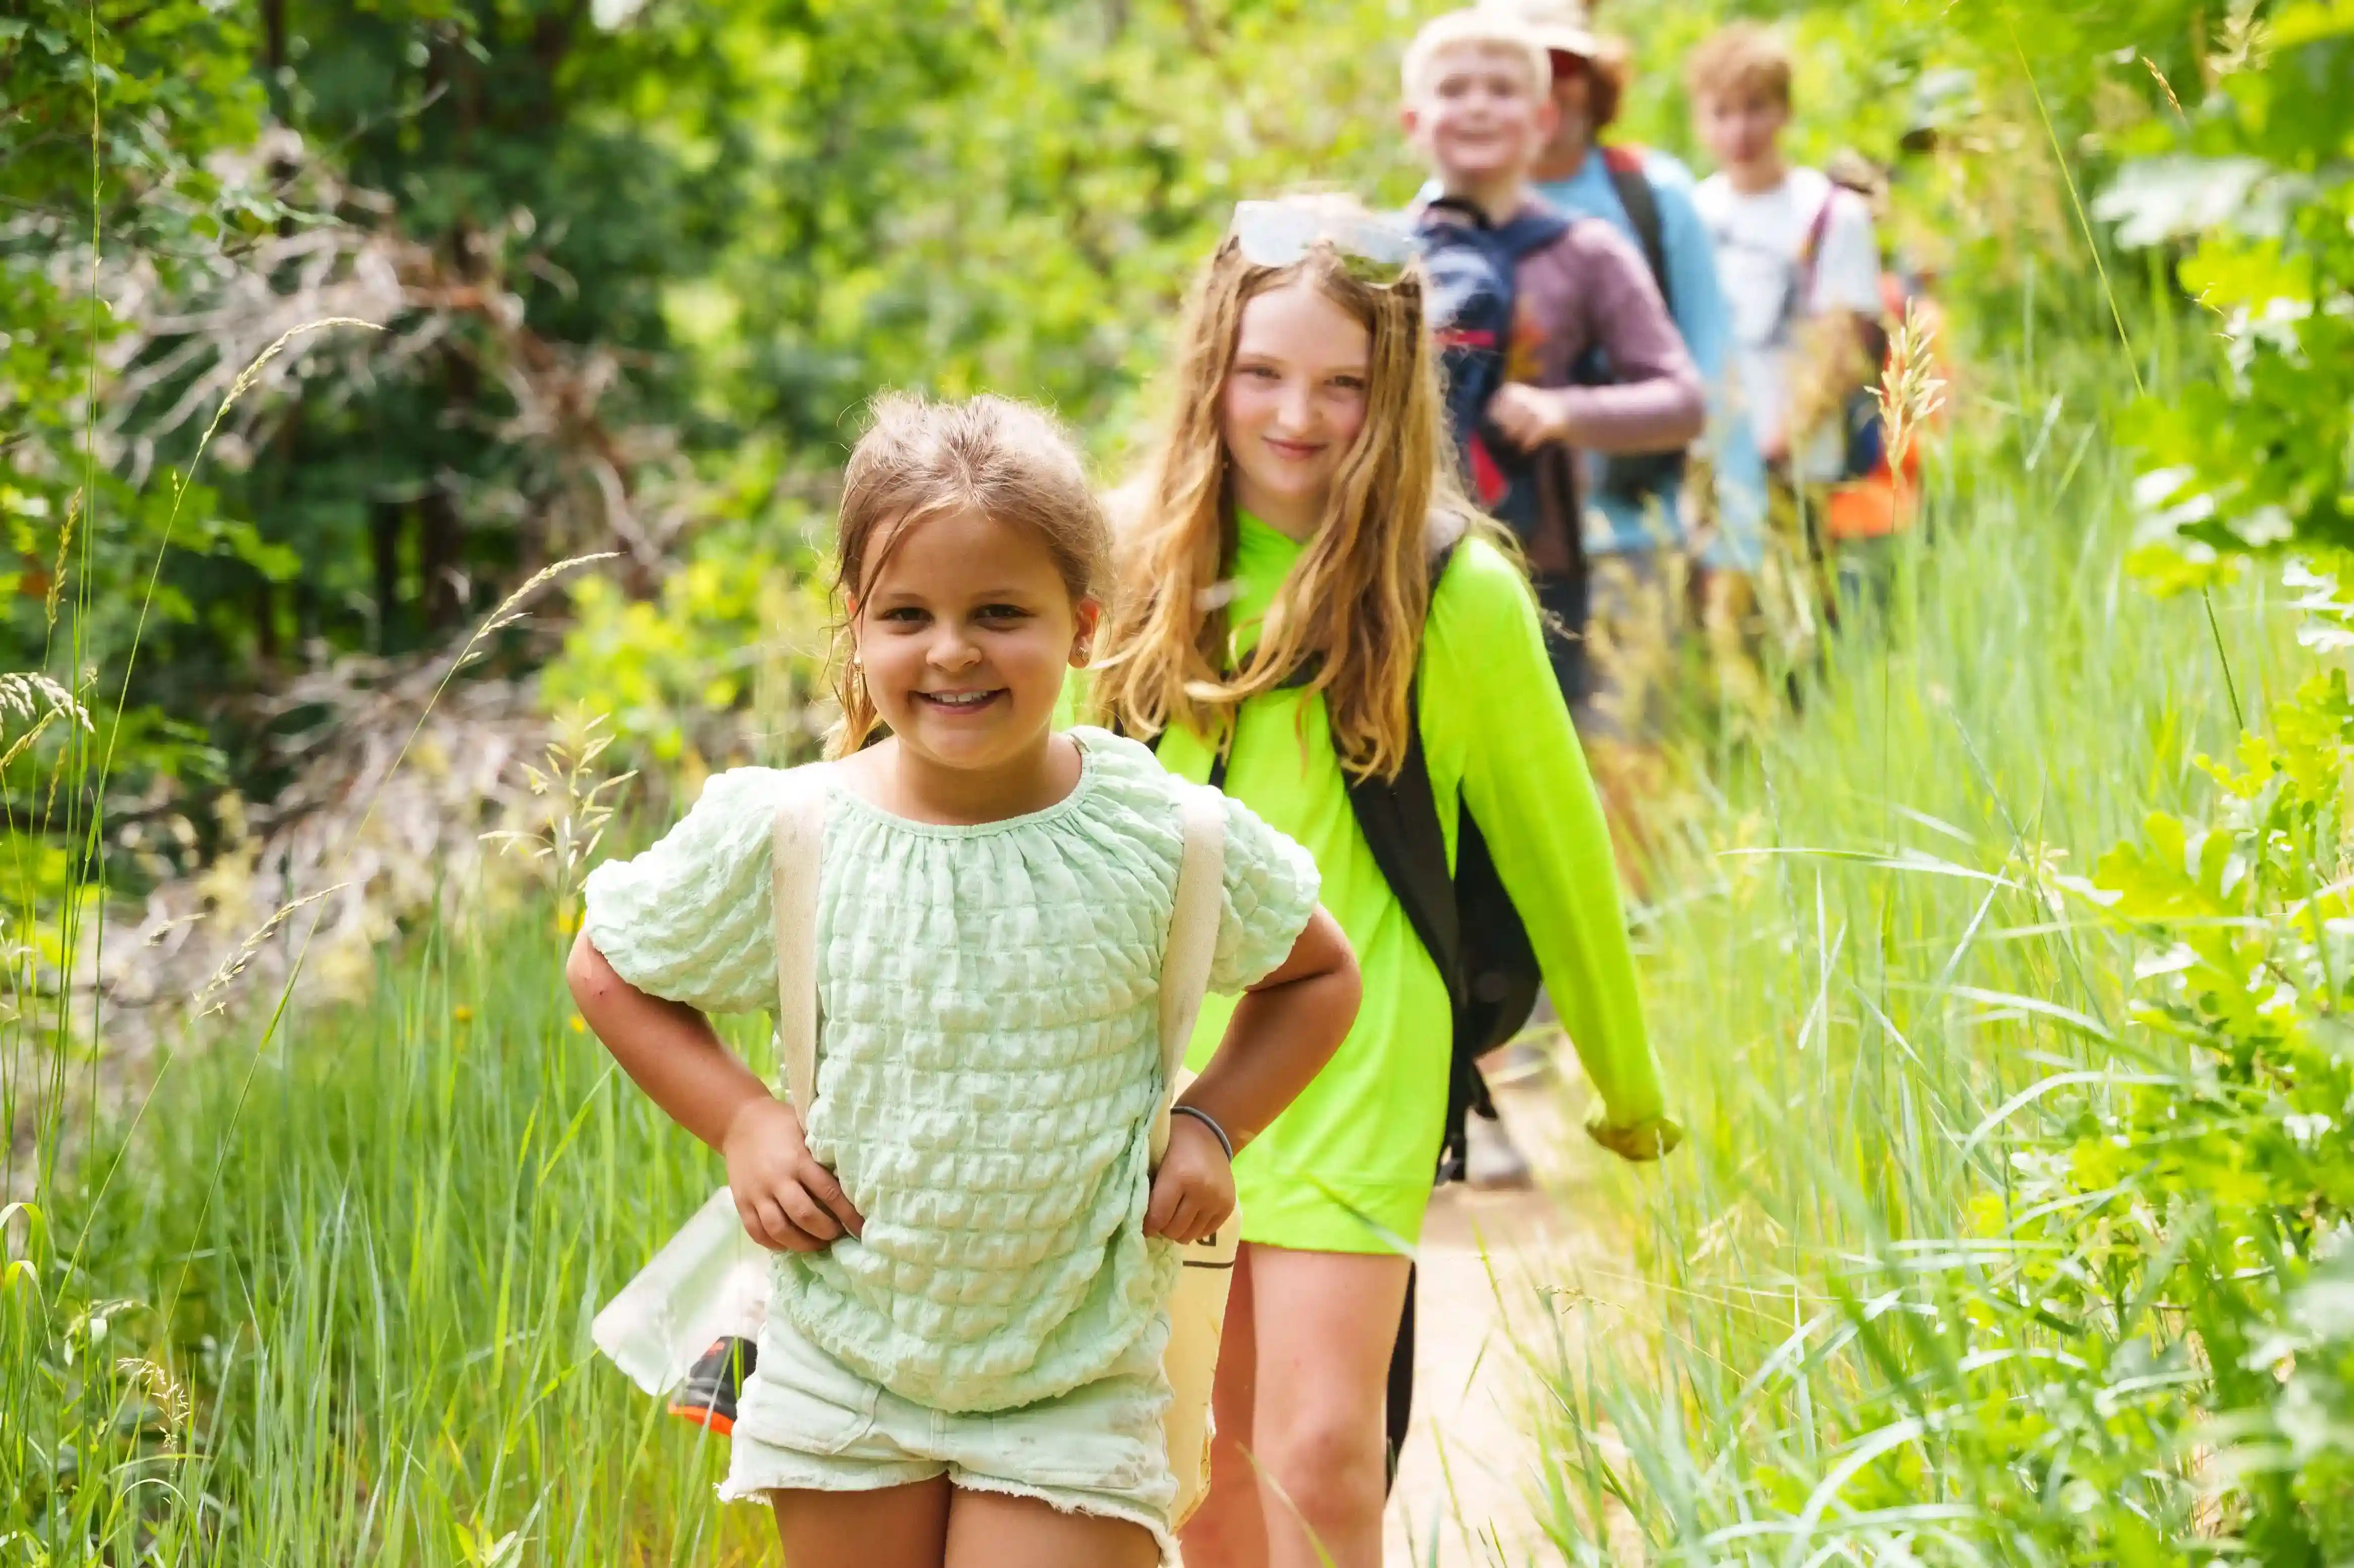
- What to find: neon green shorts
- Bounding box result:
[719,1312,1178,1562]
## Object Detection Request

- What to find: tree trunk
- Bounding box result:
[261,0,297,247]
[261,0,287,101]
[420,488,464,629]
[371,498,405,654]
[254,577,279,665]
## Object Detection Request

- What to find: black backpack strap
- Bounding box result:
[1342,680,1460,1011]
[1344,530,1501,1147]
[1418,194,1492,230]
[1599,144,1672,317]
[1386,1263,1416,1495]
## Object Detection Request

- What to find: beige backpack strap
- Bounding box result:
[770,768,829,1116]
[1151,784,1227,1163]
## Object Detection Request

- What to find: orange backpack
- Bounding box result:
[1825,271,1943,541]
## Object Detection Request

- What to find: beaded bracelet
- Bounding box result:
[1168,1103,1235,1164]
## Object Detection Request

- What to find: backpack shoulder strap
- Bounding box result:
[1338,525,1468,1010]
[1150,784,1227,1164]
[770,767,830,1115]
[1501,206,1574,257]
[1417,194,1492,232]
[1796,181,1841,307]
[1598,144,1672,315]
[1768,177,1842,344]
[1344,682,1461,1010]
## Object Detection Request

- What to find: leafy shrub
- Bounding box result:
[1534,8,2354,1561]
[538,510,834,780]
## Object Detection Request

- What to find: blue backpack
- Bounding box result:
[1414,199,1572,540]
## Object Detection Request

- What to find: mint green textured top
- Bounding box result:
[1082,515,1671,1254]
[579,729,1319,1413]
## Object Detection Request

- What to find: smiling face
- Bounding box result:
[1404,40,1554,188]
[850,505,1097,774]
[1218,278,1374,539]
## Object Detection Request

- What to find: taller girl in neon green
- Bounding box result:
[1085,195,1684,1567]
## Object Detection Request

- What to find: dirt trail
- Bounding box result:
[1383,1070,1614,1567]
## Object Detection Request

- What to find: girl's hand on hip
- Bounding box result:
[722,1096,864,1253]
[1146,1117,1236,1246]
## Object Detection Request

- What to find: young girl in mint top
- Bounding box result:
[1086,199,1684,1567]
[569,395,1359,1568]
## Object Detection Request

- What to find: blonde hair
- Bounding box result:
[1685,21,1794,109]
[1401,9,1549,103]
[827,393,1109,758]
[1092,210,1484,782]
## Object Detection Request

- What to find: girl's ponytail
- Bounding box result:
[829,649,886,758]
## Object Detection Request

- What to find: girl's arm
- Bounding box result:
[568,933,863,1252]
[1145,904,1359,1244]
[1436,544,1682,1161]
[1180,904,1358,1150]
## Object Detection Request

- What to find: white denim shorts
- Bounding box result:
[718,1311,1179,1562]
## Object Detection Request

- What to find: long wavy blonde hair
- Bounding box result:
[1093,218,1479,781]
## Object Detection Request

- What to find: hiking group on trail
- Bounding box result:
[564,5,1942,1566]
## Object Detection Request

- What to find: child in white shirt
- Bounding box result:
[1686,21,1883,487]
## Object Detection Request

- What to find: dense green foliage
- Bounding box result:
[1534,8,2354,1561]
[7,0,2219,821]
[2116,1,2354,568]
[8,0,1451,833]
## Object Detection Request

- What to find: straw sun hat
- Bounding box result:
[1476,0,1602,60]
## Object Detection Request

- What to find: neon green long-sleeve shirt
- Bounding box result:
[1081,514,1677,1252]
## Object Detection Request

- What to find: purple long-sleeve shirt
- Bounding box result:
[1512,210,1706,452]
[1501,209,1705,576]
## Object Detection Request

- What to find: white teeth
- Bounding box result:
[924,691,996,708]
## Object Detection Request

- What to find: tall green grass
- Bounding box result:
[1525,338,2293,1559]
[5,894,792,1561]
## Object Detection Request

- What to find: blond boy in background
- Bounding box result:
[1402,12,1701,1180]
[1688,23,1882,484]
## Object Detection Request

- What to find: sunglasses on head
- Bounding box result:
[1227,199,1417,284]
